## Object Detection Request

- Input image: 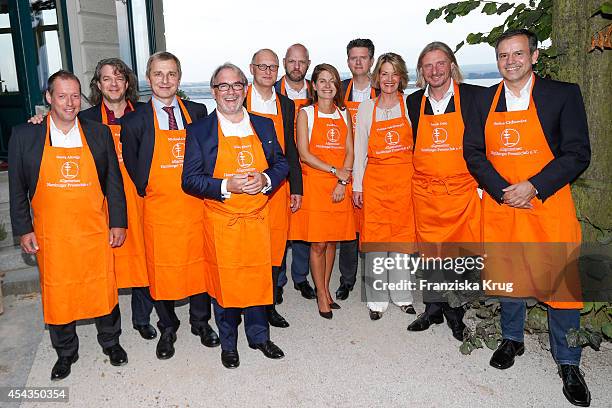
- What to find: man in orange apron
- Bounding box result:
[464,29,591,407]
[247,48,302,329]
[9,71,127,380]
[183,63,289,369]
[406,42,482,341]
[337,38,379,301]
[274,43,316,301]
[121,52,219,360]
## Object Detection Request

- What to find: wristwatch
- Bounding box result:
[337,179,349,186]
[330,166,337,176]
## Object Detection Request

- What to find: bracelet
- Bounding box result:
[330,166,337,176]
[337,179,349,186]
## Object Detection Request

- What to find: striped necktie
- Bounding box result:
[162,106,178,130]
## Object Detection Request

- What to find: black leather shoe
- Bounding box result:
[51,354,78,381]
[559,364,591,407]
[267,308,290,328]
[221,350,240,369]
[369,310,383,320]
[156,331,177,360]
[335,284,352,300]
[191,324,220,348]
[319,310,333,319]
[102,344,128,366]
[442,306,466,342]
[276,286,284,305]
[400,305,416,314]
[407,312,444,331]
[133,324,157,340]
[489,339,525,370]
[329,302,341,310]
[249,340,284,359]
[294,281,316,299]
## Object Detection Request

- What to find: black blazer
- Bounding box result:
[463,75,590,203]
[182,111,289,202]
[341,78,381,102]
[79,101,145,124]
[243,91,302,195]
[8,119,127,236]
[119,99,208,196]
[407,82,483,144]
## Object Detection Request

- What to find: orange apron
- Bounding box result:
[280,77,310,124]
[360,96,416,253]
[344,79,376,235]
[203,122,272,308]
[289,105,355,242]
[412,83,481,257]
[32,116,117,324]
[246,86,290,266]
[101,103,149,288]
[483,76,582,309]
[144,99,207,300]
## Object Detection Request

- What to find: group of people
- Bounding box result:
[8,28,592,407]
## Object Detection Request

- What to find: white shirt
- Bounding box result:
[301,105,349,142]
[49,116,81,148]
[504,74,532,112]
[152,96,185,130]
[284,78,308,100]
[424,78,455,115]
[250,85,277,115]
[351,83,372,103]
[352,98,411,192]
[217,108,271,197]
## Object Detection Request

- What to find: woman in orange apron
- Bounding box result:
[352,53,416,320]
[291,63,355,319]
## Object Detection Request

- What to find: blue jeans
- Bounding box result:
[500,298,581,365]
[278,241,310,287]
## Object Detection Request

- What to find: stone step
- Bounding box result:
[1,266,40,296]
[0,245,37,272]
[0,171,8,204]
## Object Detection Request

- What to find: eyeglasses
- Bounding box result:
[252,63,279,72]
[212,82,246,91]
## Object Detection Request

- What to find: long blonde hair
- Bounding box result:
[415,42,463,89]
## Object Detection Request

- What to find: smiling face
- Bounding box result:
[97,64,128,104]
[378,62,400,95]
[147,59,180,103]
[312,69,337,101]
[283,45,310,83]
[250,49,279,89]
[213,68,247,116]
[46,78,81,125]
[347,46,373,77]
[496,34,538,86]
[420,49,452,90]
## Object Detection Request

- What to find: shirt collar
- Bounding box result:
[152,95,179,110]
[216,107,250,127]
[49,115,79,135]
[252,84,276,103]
[504,74,533,99]
[424,78,454,100]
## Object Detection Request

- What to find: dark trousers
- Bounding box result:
[338,238,359,288]
[500,298,581,365]
[131,286,155,326]
[153,292,211,333]
[278,240,310,287]
[212,299,269,351]
[268,266,281,310]
[48,304,121,358]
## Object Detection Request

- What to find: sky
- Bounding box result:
[163,0,510,83]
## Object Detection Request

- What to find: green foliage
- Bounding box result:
[426,0,558,78]
[594,1,612,15]
[0,223,6,242]
[176,89,190,101]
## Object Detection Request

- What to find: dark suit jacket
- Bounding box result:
[243,91,302,195]
[79,101,145,124]
[341,78,381,102]
[120,99,208,196]
[182,111,289,202]
[407,82,483,144]
[463,75,590,203]
[8,118,127,236]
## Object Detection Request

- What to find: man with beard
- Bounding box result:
[246,49,302,328]
[182,63,288,369]
[121,52,219,360]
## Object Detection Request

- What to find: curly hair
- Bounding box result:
[89,58,139,106]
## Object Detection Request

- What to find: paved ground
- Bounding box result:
[1,273,611,407]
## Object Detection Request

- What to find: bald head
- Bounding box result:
[283,43,311,83]
[250,48,280,88]
[251,48,279,65]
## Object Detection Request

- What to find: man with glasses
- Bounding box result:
[274,43,316,302]
[182,63,288,369]
[121,52,219,361]
[246,49,302,329]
